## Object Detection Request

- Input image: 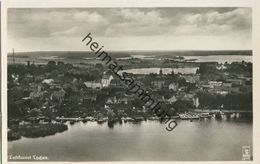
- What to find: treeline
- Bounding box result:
[197,91,252,111]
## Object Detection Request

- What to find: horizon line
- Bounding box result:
[7,49,253,54]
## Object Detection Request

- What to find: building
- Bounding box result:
[106,97,118,105]
[193,97,200,108]
[117,97,128,104]
[102,75,113,87]
[181,74,200,83]
[222,82,232,88]
[42,79,54,85]
[110,78,124,87]
[84,81,102,89]
[51,89,66,102]
[35,75,45,82]
[216,90,229,95]
[226,79,243,85]
[29,84,44,99]
[201,84,214,90]
[167,95,177,104]
[30,90,44,99]
[11,74,19,83]
[209,81,223,87]
[208,88,229,96]
[169,83,178,91]
[82,94,97,102]
[216,64,227,70]
[151,79,165,89]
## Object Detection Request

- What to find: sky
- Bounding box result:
[8,8,252,52]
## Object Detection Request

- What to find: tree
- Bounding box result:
[173,100,195,112]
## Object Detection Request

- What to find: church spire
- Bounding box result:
[159,68,163,76]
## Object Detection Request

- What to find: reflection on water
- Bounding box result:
[8,118,252,161]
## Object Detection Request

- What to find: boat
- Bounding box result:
[148,116,159,120]
[121,117,135,122]
[179,113,200,120]
[84,116,94,122]
[170,116,180,119]
[56,117,83,122]
[199,113,212,118]
[134,117,144,121]
[97,117,108,124]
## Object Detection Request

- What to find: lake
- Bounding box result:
[8,118,252,161]
[116,55,252,64]
[124,67,199,75]
[8,54,252,65]
[184,55,252,64]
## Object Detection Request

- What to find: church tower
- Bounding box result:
[159,68,163,76]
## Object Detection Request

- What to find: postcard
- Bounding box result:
[1,0,260,163]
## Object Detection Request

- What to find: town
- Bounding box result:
[7,56,252,141]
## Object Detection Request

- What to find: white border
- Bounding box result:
[1,0,259,164]
[1,0,255,8]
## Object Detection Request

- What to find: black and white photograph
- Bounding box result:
[1,1,257,163]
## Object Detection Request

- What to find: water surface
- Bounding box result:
[184,55,252,64]
[124,67,199,75]
[8,119,252,161]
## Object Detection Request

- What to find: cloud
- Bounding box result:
[8,8,251,38]
[179,8,251,35]
[73,11,108,24]
[7,8,252,51]
[118,9,170,26]
[51,26,79,36]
